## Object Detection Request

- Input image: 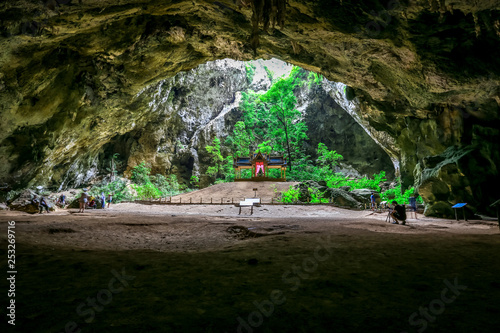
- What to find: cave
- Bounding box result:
[1,1,500,332]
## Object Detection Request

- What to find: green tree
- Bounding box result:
[255,140,272,155]
[131,162,151,185]
[259,68,308,170]
[226,121,253,157]
[317,143,343,170]
[106,153,121,181]
[205,137,224,179]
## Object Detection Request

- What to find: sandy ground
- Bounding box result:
[1,203,498,253]
[1,183,500,332]
[166,181,299,204]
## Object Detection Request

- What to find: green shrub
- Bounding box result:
[245,62,256,83]
[131,162,151,185]
[280,186,300,203]
[381,184,423,205]
[133,182,162,199]
[327,171,387,191]
[309,187,328,203]
[89,178,132,203]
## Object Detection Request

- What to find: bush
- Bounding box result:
[381,184,423,205]
[280,186,300,203]
[131,162,151,185]
[89,178,132,203]
[133,182,162,200]
[309,187,328,203]
[327,171,387,191]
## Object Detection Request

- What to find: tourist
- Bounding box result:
[107,192,113,208]
[409,194,418,219]
[57,194,66,208]
[39,196,50,214]
[390,200,407,225]
[31,195,40,210]
[78,189,89,213]
[370,192,376,211]
[101,192,106,209]
[88,197,97,209]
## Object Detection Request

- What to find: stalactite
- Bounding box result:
[249,0,287,54]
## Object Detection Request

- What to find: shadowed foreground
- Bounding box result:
[1,205,499,333]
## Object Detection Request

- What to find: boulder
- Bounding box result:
[295,181,330,202]
[327,188,362,209]
[417,143,499,217]
[349,189,374,203]
[8,189,55,213]
[0,203,8,210]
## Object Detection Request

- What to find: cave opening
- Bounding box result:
[101,57,397,194]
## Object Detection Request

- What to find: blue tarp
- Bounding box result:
[452,203,467,208]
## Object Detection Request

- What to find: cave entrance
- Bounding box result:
[120,57,396,191]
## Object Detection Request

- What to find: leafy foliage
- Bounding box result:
[381,184,423,205]
[328,171,387,191]
[225,121,253,158]
[245,62,256,84]
[280,185,300,203]
[205,137,224,179]
[89,178,132,203]
[238,66,313,170]
[129,163,188,199]
[309,187,328,203]
[131,162,151,185]
[317,142,343,170]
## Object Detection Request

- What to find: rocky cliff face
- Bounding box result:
[1,0,499,216]
[298,79,395,179]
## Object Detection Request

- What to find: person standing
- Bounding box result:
[409,195,418,219]
[78,189,89,213]
[101,192,106,209]
[107,192,113,208]
[370,192,376,211]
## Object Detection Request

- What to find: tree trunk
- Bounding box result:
[284,125,292,171]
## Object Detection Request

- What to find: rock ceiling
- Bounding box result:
[0,0,499,215]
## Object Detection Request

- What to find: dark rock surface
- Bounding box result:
[0,0,499,216]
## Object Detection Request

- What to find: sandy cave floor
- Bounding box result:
[1,201,500,332]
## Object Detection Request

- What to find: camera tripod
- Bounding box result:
[385,208,395,223]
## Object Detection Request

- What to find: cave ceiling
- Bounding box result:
[0,0,499,215]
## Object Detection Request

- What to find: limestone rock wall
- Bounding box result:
[1,0,499,215]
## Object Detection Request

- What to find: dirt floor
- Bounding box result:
[167,181,299,204]
[1,182,500,332]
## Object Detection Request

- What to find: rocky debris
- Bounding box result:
[0,203,8,210]
[8,189,55,214]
